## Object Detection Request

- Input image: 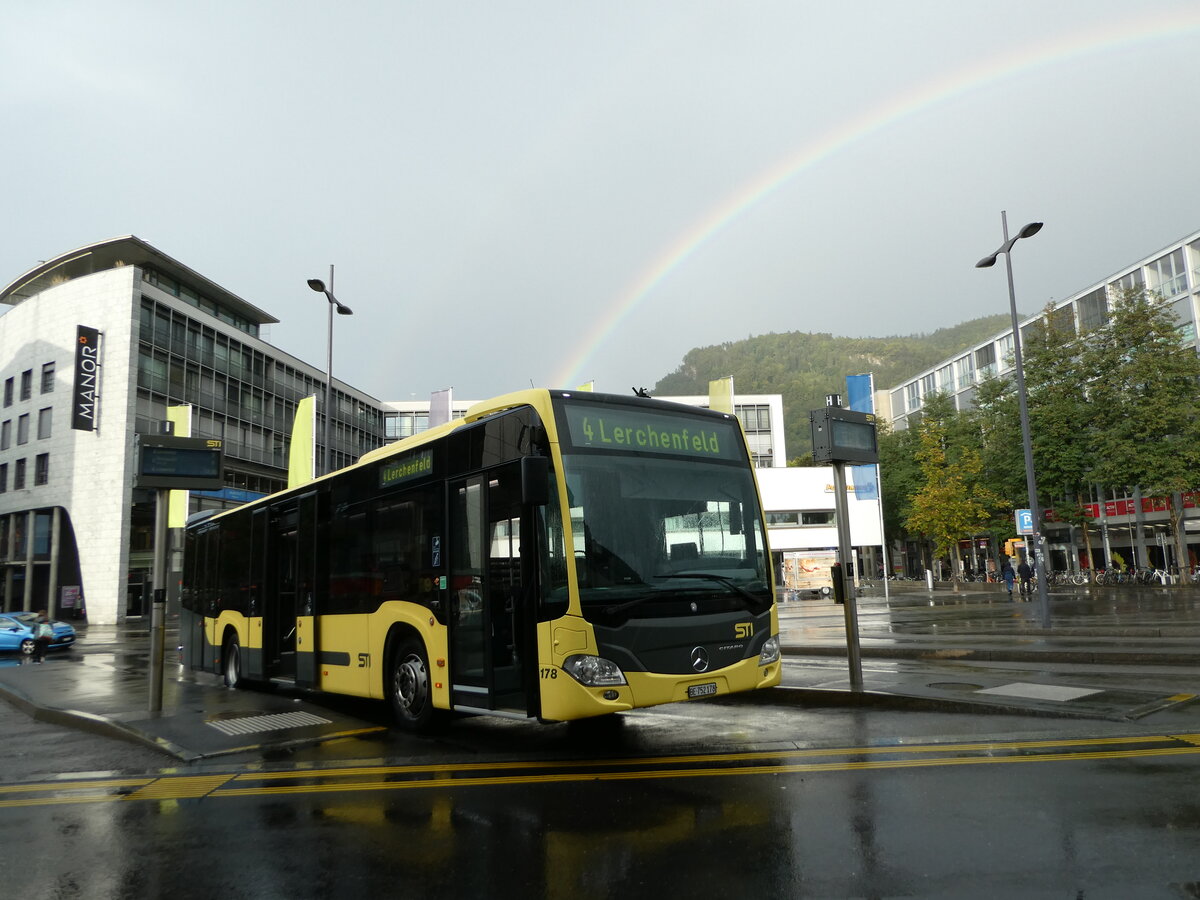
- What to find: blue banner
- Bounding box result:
[846,374,878,500]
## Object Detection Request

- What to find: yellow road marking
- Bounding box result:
[124,775,235,800]
[231,733,1180,783]
[2,734,1199,809]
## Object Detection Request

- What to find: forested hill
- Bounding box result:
[652,314,1013,460]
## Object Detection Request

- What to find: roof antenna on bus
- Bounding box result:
[633,387,651,398]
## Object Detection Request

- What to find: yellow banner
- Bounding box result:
[708,376,734,414]
[167,405,191,528]
[289,395,316,488]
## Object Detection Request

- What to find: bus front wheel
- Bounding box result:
[389,637,433,730]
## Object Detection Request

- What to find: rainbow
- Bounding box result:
[553,13,1200,388]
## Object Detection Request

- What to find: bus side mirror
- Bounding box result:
[521,456,550,506]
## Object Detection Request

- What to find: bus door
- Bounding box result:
[448,463,533,716]
[265,492,318,685]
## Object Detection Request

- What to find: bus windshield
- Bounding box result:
[555,402,771,625]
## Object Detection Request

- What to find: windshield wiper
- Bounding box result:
[653,573,768,610]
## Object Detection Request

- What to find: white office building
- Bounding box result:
[884,227,1200,571]
[0,237,384,624]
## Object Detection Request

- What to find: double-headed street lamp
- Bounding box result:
[976,212,1050,628]
[307,266,353,476]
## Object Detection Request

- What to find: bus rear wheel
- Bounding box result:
[389,638,434,730]
[223,635,243,688]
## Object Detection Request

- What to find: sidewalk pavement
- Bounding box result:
[0,627,389,763]
[774,582,1200,723]
[0,583,1197,762]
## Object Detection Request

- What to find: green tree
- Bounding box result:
[967,373,1022,508]
[1083,287,1200,579]
[877,420,922,558]
[904,393,1002,582]
[1021,303,1100,569]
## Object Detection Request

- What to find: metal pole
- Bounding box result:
[832,461,864,691]
[324,264,334,477]
[1000,211,1051,627]
[149,488,169,711]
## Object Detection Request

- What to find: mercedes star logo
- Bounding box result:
[690,646,710,673]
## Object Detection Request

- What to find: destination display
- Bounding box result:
[560,403,742,461]
[379,449,434,488]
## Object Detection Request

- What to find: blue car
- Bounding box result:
[0,612,77,655]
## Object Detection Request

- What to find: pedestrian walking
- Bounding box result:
[1017,559,1033,598]
[1001,560,1016,598]
[31,609,53,662]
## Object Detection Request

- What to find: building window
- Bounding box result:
[954,356,974,388]
[14,459,26,490]
[37,408,52,440]
[1077,289,1108,331]
[1049,304,1076,337]
[19,370,31,401]
[998,333,1015,368]
[736,404,771,433]
[765,511,836,527]
[3,378,11,407]
[1110,269,1144,294]
[1148,249,1187,298]
[906,383,921,412]
[0,463,6,493]
[1171,297,1197,343]
[0,420,9,450]
[16,414,29,445]
[974,343,997,377]
[34,453,48,486]
[40,362,55,394]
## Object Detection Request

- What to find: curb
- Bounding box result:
[782,644,1200,666]
[733,684,1129,721]
[0,680,198,761]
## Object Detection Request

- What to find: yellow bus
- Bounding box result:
[180,389,781,729]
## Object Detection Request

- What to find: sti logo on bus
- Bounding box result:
[734,623,753,639]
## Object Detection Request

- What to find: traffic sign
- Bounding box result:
[1015,508,1033,534]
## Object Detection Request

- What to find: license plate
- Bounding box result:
[687,682,718,699]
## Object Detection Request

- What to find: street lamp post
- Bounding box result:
[976,212,1050,628]
[307,266,353,476]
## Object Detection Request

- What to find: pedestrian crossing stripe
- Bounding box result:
[206,711,332,736]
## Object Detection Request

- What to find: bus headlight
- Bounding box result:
[758,636,780,665]
[563,654,628,687]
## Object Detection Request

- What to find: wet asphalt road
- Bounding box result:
[6,587,1200,897]
[5,678,1200,898]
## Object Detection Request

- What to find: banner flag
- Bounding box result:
[288,395,317,489]
[167,405,192,527]
[846,374,873,414]
[71,326,100,431]
[708,376,734,414]
[846,373,878,500]
[429,388,453,428]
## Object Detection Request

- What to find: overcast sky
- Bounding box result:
[3,2,1199,401]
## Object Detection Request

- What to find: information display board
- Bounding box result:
[136,436,224,490]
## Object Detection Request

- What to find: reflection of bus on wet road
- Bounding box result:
[180,389,781,729]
